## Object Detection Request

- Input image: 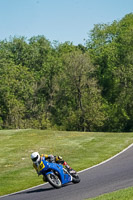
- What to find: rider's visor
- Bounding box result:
[32,155,38,162]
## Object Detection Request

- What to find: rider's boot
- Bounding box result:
[63,162,76,175]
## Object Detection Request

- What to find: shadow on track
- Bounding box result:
[25,187,54,194]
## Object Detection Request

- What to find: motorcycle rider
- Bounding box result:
[31,152,76,181]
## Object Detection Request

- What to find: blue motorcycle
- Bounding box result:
[37,157,80,188]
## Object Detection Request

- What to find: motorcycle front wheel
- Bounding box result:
[46,173,62,189]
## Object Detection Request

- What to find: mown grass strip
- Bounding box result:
[88,186,133,200]
[0,129,133,196]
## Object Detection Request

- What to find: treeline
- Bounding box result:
[0,13,133,132]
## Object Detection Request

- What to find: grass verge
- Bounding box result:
[88,186,133,200]
[0,129,133,196]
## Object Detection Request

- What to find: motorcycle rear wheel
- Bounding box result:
[72,174,80,183]
[46,173,62,189]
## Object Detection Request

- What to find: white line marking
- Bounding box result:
[79,143,133,173]
[1,143,133,199]
[0,183,48,199]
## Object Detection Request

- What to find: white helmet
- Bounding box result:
[31,152,41,164]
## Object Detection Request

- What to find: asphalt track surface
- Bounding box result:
[1,144,133,200]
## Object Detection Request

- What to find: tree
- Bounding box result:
[0,60,35,128]
[27,35,52,72]
[86,13,133,131]
[54,50,105,131]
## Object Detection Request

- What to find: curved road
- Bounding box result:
[1,144,133,200]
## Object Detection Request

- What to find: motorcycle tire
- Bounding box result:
[46,173,62,189]
[72,174,80,183]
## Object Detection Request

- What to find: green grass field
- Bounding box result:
[0,129,133,197]
[88,186,133,200]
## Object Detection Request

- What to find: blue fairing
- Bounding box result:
[39,157,72,185]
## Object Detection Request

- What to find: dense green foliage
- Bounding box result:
[87,13,133,131]
[0,13,133,131]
